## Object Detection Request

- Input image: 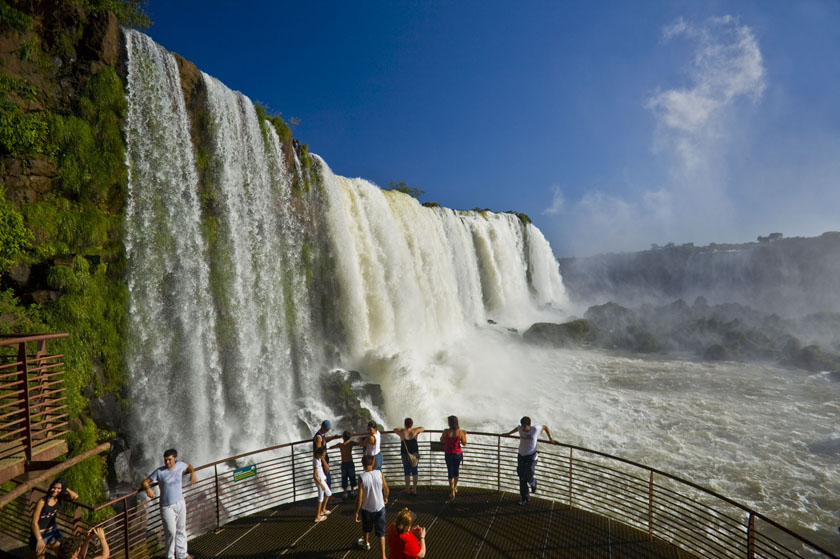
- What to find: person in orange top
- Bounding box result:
[386,508,426,559]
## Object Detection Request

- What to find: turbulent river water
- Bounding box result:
[393,333,839,551]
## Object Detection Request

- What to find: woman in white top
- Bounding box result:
[362,421,383,470]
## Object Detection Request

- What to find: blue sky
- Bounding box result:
[143,1,840,257]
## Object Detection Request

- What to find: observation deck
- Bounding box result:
[1,431,836,559]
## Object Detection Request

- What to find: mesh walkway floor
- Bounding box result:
[187,486,689,559]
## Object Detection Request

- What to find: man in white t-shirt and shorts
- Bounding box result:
[354,454,389,557]
[505,417,554,505]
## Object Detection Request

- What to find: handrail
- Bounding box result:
[77,430,839,559]
[0,333,69,468]
[3,429,834,559]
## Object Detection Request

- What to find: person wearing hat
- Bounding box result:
[313,420,340,489]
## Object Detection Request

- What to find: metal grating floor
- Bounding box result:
[187,486,689,558]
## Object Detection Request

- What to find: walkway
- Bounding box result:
[188,486,688,559]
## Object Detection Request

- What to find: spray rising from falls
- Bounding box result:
[123,30,567,467]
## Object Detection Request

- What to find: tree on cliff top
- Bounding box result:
[387,180,424,199]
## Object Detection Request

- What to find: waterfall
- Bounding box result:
[123,31,567,467]
[123,29,226,463]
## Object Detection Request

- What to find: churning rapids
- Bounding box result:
[120,30,839,549]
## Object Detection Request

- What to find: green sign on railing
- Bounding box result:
[233,464,257,482]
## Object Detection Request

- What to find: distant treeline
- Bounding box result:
[558,232,840,317]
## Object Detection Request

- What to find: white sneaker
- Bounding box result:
[357,538,371,550]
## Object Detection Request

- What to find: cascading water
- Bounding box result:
[123,31,567,469]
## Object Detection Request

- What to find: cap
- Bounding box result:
[321,420,331,430]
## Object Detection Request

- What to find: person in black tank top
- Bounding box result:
[394,418,425,495]
[30,478,78,558]
[313,419,339,489]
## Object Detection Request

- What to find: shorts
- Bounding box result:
[445,452,462,479]
[401,453,419,476]
[341,461,356,489]
[29,526,61,550]
[317,479,332,502]
[361,507,386,537]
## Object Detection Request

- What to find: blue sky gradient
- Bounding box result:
[142,1,840,256]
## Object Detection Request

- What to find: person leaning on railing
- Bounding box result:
[142,448,197,559]
[441,415,467,500]
[393,418,424,495]
[30,478,78,559]
[504,417,554,505]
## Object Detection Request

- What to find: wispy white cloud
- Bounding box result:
[545,16,766,256]
[647,15,765,166]
[542,186,564,215]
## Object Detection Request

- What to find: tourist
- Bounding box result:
[440,415,467,500]
[142,448,197,559]
[329,430,358,499]
[362,420,383,470]
[355,454,389,557]
[313,446,332,521]
[393,418,424,495]
[313,420,340,489]
[57,526,110,559]
[30,478,78,559]
[386,508,426,559]
[505,416,554,505]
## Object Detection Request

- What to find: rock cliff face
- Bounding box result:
[558,232,840,317]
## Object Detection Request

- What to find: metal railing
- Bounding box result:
[0,333,69,462]
[2,430,835,559]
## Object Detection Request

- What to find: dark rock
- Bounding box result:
[8,262,31,285]
[90,391,123,431]
[523,319,594,347]
[704,344,731,361]
[362,383,384,409]
[320,370,377,433]
[31,290,59,305]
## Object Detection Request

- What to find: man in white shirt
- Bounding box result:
[143,448,197,559]
[505,417,554,505]
[354,454,389,557]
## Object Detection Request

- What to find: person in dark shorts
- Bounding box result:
[329,430,358,499]
[394,418,424,495]
[30,478,78,558]
[355,454,389,558]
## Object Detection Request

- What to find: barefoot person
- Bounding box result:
[441,416,466,500]
[505,416,554,505]
[313,446,332,521]
[355,454,389,558]
[386,508,427,559]
[313,420,340,489]
[57,526,110,559]
[142,449,197,559]
[30,478,78,559]
[394,418,424,495]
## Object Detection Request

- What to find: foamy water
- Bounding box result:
[368,329,840,550]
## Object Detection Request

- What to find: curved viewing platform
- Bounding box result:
[1,431,836,559]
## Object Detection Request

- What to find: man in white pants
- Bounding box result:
[143,448,196,559]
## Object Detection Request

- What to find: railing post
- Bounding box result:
[648,472,654,540]
[747,512,755,559]
[292,445,297,502]
[122,496,130,559]
[214,464,221,530]
[73,504,83,536]
[568,448,573,510]
[496,435,501,493]
[18,342,32,461]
